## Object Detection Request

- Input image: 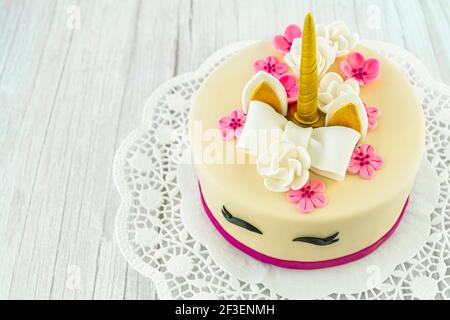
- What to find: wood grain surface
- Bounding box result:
[0,0,449,299]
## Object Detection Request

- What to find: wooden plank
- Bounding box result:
[0,0,448,300]
[0,0,63,299]
[392,0,442,81]
[419,0,450,84]
[353,0,405,46]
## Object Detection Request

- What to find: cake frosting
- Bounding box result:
[189,13,425,268]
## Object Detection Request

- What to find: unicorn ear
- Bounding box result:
[325,93,368,143]
[242,71,288,116]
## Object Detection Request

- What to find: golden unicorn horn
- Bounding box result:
[292,12,325,127]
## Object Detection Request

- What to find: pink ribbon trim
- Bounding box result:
[199,183,409,270]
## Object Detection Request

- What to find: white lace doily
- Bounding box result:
[114,40,450,300]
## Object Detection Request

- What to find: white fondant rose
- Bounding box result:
[284,37,337,79]
[256,140,311,193]
[316,21,358,57]
[318,72,360,113]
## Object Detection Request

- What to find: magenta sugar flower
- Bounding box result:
[253,56,288,78]
[272,24,302,54]
[287,180,328,213]
[278,74,299,103]
[217,109,247,141]
[340,52,381,85]
[364,103,381,130]
[347,144,384,179]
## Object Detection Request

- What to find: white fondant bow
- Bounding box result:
[237,101,360,191]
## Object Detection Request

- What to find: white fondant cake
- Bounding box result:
[189,16,425,268]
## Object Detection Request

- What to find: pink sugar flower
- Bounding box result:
[272,24,302,54]
[287,180,328,213]
[364,103,381,130]
[278,74,299,103]
[217,109,247,140]
[253,56,288,78]
[340,52,381,85]
[347,144,384,179]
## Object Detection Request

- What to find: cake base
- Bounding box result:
[199,183,409,270]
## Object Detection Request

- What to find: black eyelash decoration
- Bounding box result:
[292,232,339,246]
[221,206,263,235]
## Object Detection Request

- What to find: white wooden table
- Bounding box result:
[0,0,449,300]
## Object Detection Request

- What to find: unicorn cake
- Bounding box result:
[189,13,424,269]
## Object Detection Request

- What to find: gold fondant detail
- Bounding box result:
[249,81,282,114]
[292,109,325,127]
[292,12,324,127]
[326,103,362,132]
